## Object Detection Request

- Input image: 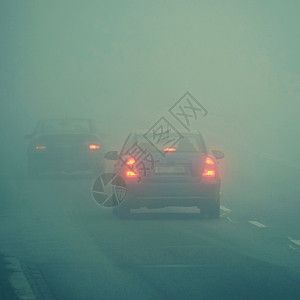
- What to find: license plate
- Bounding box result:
[155,165,186,174]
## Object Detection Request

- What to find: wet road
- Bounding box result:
[1,165,300,299]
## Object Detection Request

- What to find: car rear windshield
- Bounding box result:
[135,134,206,153]
[41,120,91,134]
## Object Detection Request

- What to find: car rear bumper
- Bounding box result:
[123,177,220,209]
[28,153,104,172]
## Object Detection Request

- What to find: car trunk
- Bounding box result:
[138,152,205,181]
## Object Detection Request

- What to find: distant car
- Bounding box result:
[26,119,106,177]
[105,131,224,218]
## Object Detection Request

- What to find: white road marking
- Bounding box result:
[226,217,238,223]
[220,205,231,213]
[5,257,35,300]
[137,264,223,268]
[288,245,299,251]
[288,237,300,247]
[131,207,199,213]
[248,221,267,228]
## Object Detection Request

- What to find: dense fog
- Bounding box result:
[1,2,300,299]
[1,1,299,202]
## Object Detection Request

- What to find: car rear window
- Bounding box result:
[135,134,206,153]
[41,120,91,134]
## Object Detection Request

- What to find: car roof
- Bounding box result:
[133,129,202,136]
[126,129,207,152]
[33,118,96,135]
[40,118,93,122]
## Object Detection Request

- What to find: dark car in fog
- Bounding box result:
[26,119,105,177]
[105,131,224,218]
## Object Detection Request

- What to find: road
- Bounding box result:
[1,157,300,299]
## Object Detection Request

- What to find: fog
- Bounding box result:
[1,2,300,298]
[0,1,299,189]
[0,0,299,208]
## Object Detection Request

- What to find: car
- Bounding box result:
[104,130,224,218]
[25,119,106,177]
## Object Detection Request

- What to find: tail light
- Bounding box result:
[124,157,139,178]
[126,157,136,165]
[35,146,46,150]
[163,147,176,152]
[125,170,139,178]
[89,144,100,150]
[202,156,216,178]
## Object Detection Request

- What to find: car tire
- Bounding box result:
[200,196,220,219]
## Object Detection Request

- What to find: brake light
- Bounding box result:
[205,157,214,165]
[164,147,176,152]
[89,144,100,150]
[35,146,46,150]
[202,156,216,178]
[202,169,216,178]
[124,157,139,178]
[126,170,139,178]
[126,157,136,165]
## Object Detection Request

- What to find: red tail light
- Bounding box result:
[205,157,214,165]
[164,147,176,152]
[124,157,139,178]
[202,169,216,178]
[126,157,136,165]
[89,144,100,150]
[35,146,46,150]
[202,156,216,178]
[126,170,139,178]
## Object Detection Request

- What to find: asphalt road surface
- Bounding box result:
[1,160,300,299]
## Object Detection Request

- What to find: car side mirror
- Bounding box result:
[24,134,33,140]
[212,150,224,160]
[104,151,119,160]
